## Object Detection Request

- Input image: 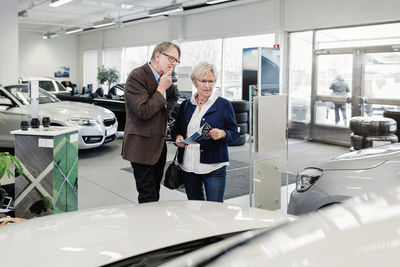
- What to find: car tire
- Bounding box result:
[228,134,246,146]
[237,123,248,135]
[231,100,250,113]
[365,135,398,147]
[383,110,400,138]
[350,116,397,136]
[350,133,364,150]
[235,112,248,124]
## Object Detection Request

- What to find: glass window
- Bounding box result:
[364,52,400,99]
[180,39,223,95]
[55,81,67,91]
[222,34,275,100]
[83,50,98,90]
[316,54,353,96]
[288,31,313,123]
[316,22,400,49]
[124,46,149,81]
[39,81,54,91]
[103,48,123,85]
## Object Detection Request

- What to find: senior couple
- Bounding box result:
[122,42,239,204]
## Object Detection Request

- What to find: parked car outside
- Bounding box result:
[161,187,400,267]
[0,85,118,149]
[20,77,71,94]
[0,200,295,267]
[288,142,400,215]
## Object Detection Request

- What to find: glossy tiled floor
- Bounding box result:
[77,136,348,214]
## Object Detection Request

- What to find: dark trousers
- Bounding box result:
[131,143,167,203]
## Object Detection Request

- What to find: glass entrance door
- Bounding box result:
[311,46,400,144]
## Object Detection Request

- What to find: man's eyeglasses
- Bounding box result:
[161,52,180,64]
[197,79,215,85]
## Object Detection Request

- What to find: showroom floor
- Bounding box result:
[77,136,349,214]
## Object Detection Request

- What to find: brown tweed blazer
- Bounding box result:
[122,63,179,165]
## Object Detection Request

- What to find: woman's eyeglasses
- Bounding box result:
[161,52,180,64]
[197,79,215,85]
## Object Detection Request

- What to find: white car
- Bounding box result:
[0,201,295,267]
[288,143,400,215]
[0,85,118,149]
[162,187,400,267]
[20,77,71,94]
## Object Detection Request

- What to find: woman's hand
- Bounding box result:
[209,128,226,140]
[176,135,187,148]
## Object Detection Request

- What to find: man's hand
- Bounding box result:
[209,128,226,140]
[176,135,187,148]
[157,68,173,95]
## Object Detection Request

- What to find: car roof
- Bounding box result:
[21,77,55,82]
[0,200,294,267]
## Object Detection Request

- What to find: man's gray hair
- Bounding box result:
[191,62,217,82]
[151,42,181,61]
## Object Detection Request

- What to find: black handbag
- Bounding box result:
[164,150,183,190]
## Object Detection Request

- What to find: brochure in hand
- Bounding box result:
[175,123,212,145]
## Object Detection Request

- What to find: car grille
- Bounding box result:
[104,118,116,127]
[83,136,103,144]
[104,134,116,144]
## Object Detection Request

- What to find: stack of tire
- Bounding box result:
[229,100,250,146]
[349,116,398,151]
[383,110,400,139]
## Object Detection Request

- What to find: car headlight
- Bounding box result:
[296,167,323,192]
[69,117,101,126]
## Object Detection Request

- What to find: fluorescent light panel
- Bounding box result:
[147,4,183,17]
[50,0,74,7]
[206,0,231,4]
[65,27,83,34]
[92,18,115,28]
[42,32,58,39]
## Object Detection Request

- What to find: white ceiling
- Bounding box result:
[17,0,224,34]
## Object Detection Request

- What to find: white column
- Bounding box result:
[0,0,18,85]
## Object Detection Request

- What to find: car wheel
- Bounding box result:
[231,100,250,113]
[350,133,364,150]
[237,123,248,135]
[235,112,248,124]
[350,116,397,136]
[365,135,398,147]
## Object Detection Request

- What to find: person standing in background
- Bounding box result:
[329,75,350,125]
[172,62,239,203]
[122,42,180,203]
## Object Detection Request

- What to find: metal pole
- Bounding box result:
[249,85,253,207]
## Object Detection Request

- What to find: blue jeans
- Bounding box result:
[182,166,226,202]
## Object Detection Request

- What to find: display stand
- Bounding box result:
[11,126,78,218]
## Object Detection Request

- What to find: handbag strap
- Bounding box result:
[172,149,179,163]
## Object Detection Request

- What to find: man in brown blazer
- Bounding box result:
[122,42,180,203]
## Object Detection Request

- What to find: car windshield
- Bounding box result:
[5,85,58,104]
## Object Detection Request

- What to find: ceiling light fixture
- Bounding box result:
[92,18,115,29]
[206,0,231,4]
[18,10,28,17]
[147,4,183,17]
[65,27,83,34]
[49,0,74,8]
[42,32,59,39]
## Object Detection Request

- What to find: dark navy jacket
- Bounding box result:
[171,97,239,164]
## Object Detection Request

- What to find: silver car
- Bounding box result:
[0,201,295,266]
[0,85,118,149]
[162,187,400,267]
[288,143,400,215]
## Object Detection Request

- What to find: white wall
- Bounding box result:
[284,0,400,31]
[0,0,18,85]
[39,0,400,87]
[19,32,78,83]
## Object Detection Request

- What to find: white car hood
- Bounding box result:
[320,143,400,170]
[0,201,294,267]
[38,101,115,123]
